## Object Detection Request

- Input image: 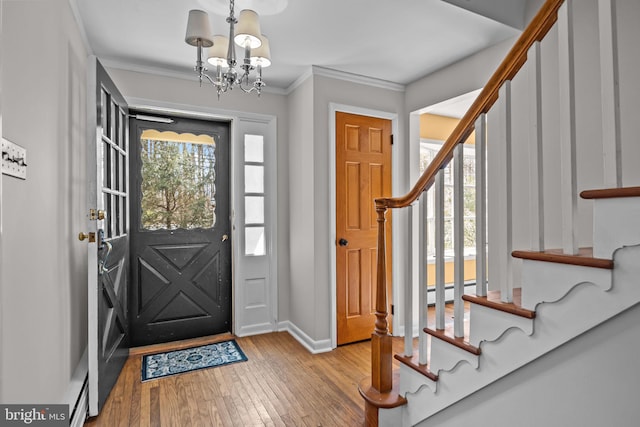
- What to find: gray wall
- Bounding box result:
[104,67,292,329]
[285,72,407,344]
[0,0,88,402]
[287,77,316,337]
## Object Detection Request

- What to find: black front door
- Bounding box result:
[129,113,231,346]
[89,60,131,415]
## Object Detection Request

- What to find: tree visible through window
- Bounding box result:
[421,140,476,257]
[139,129,217,230]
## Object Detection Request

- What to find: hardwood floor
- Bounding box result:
[85,303,465,427]
[85,332,394,427]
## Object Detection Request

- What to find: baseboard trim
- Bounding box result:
[277,321,332,354]
[235,322,277,337]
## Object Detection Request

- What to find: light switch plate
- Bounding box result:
[1,138,27,180]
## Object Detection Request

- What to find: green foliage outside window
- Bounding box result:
[421,142,477,254]
[141,138,216,230]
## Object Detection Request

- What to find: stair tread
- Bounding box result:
[463,288,536,319]
[512,247,613,269]
[580,186,640,199]
[424,327,481,356]
[394,353,438,382]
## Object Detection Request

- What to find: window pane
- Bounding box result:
[245,196,264,224]
[245,226,266,256]
[244,134,264,163]
[139,130,217,230]
[245,165,264,193]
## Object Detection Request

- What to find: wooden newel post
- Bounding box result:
[371,202,392,392]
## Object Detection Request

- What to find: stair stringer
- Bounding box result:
[592,197,640,259]
[399,264,608,397]
[520,260,611,310]
[382,243,640,427]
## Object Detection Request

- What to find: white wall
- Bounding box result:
[1,0,88,402]
[417,303,640,427]
[405,37,516,116]
[617,0,640,186]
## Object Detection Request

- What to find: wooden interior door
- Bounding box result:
[336,112,392,345]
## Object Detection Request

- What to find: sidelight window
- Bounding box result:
[243,134,266,256]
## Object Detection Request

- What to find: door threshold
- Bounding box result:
[129,332,235,356]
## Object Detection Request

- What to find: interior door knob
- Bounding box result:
[338,238,348,247]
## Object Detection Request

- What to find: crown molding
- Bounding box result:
[284,67,314,94]
[68,0,93,55]
[99,58,288,96]
[311,65,406,92]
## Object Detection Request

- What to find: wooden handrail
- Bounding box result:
[363,1,567,424]
[375,0,565,210]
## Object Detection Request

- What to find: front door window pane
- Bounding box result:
[139,129,216,230]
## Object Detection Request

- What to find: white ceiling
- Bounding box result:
[72,0,524,93]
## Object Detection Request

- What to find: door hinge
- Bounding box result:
[390,134,394,145]
[391,304,394,315]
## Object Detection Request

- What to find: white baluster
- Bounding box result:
[475,114,487,297]
[404,205,414,357]
[528,41,545,252]
[598,0,622,188]
[558,0,579,255]
[453,144,465,338]
[434,170,446,330]
[418,191,429,365]
[488,82,514,303]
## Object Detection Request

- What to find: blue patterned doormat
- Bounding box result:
[141,339,247,381]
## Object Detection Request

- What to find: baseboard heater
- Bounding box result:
[427,282,477,306]
[69,375,88,427]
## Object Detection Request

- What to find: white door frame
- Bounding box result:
[0,0,4,401]
[329,103,400,348]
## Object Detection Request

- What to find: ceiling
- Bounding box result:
[72,0,525,94]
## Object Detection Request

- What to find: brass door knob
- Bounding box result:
[78,232,96,242]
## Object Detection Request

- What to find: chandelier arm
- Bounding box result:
[202,72,216,86]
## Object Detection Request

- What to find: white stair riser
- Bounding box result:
[520,260,611,310]
[468,303,533,346]
[399,364,436,396]
[428,337,478,374]
[592,197,640,258]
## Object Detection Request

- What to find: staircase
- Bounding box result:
[359,0,640,426]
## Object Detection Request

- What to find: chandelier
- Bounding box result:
[185,0,271,98]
